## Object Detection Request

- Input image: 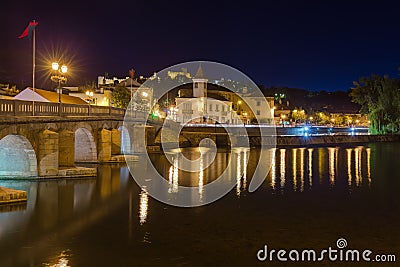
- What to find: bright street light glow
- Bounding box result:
[52,62,59,70]
[142,91,149,97]
[61,65,68,73]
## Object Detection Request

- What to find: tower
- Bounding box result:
[192,65,208,98]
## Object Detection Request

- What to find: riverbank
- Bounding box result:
[152,133,400,150]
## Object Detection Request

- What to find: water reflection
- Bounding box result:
[0,144,382,267]
[168,156,179,193]
[299,148,305,192]
[242,149,248,190]
[355,147,361,186]
[328,147,337,186]
[307,148,313,188]
[263,146,372,194]
[0,164,131,267]
[199,155,204,200]
[347,148,352,187]
[139,188,149,225]
[44,250,71,267]
[236,151,242,196]
[270,148,276,190]
[280,149,286,192]
[366,148,371,186]
[292,148,297,191]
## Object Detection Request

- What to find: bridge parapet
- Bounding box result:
[0,99,125,118]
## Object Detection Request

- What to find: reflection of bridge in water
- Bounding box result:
[0,164,137,266]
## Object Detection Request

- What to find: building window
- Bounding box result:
[222,105,225,112]
[209,104,212,111]
[215,104,219,112]
[256,110,260,115]
[257,101,261,106]
[195,82,198,88]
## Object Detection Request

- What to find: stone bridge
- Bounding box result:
[0,99,160,178]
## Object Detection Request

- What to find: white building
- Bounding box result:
[97,75,129,87]
[174,66,241,125]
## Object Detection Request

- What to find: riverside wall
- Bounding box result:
[176,132,400,147]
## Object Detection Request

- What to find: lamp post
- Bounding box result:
[86,90,94,104]
[51,62,68,103]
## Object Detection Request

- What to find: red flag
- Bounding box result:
[129,69,135,78]
[18,21,38,39]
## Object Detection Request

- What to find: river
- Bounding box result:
[0,142,398,267]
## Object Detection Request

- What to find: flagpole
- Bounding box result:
[32,19,36,116]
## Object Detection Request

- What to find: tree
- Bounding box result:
[315,111,330,125]
[112,86,131,109]
[291,108,307,123]
[350,74,400,134]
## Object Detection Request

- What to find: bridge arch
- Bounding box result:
[75,128,97,162]
[0,134,37,177]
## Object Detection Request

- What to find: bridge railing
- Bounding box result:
[0,99,126,117]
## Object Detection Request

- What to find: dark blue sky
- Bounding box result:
[2,0,400,91]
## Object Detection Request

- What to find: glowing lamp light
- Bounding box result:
[142,91,149,97]
[61,65,68,73]
[52,62,59,71]
[85,91,94,97]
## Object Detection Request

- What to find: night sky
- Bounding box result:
[2,0,400,91]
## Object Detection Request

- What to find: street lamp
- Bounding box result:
[86,90,94,104]
[51,62,68,103]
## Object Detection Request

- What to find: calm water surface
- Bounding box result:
[0,143,399,267]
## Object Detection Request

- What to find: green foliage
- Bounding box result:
[112,86,131,109]
[350,74,400,134]
[315,111,331,124]
[291,108,307,122]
